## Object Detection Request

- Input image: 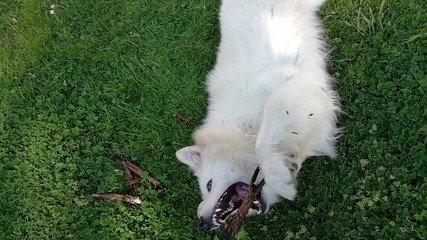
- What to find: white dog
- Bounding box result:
[176,0,339,230]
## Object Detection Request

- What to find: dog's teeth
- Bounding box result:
[212,219,220,226]
[215,208,221,213]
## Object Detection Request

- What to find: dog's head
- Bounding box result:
[176,129,268,230]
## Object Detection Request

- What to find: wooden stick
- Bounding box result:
[127,179,140,186]
[174,112,197,126]
[92,193,142,205]
[225,167,265,237]
[123,160,163,189]
[123,161,138,193]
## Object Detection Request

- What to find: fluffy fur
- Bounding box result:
[176,0,340,230]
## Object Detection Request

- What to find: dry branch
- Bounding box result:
[174,112,197,126]
[92,156,164,206]
[225,167,265,237]
[92,193,142,205]
[123,161,138,193]
[122,159,163,189]
[126,179,140,187]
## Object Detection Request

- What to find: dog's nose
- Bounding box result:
[198,217,214,231]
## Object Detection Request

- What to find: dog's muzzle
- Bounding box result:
[199,181,267,231]
[198,216,216,231]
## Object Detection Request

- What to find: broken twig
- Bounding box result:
[123,161,138,193]
[225,167,266,237]
[127,179,140,186]
[122,160,163,189]
[174,112,197,126]
[92,193,142,205]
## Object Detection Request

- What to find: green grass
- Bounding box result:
[0,0,425,239]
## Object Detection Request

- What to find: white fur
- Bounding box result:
[176,0,339,228]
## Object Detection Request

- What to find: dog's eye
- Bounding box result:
[207,179,212,192]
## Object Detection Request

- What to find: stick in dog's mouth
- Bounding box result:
[211,181,266,226]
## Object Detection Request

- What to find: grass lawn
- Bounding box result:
[0,0,426,239]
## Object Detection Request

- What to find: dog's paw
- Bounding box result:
[285,159,300,178]
[260,158,297,204]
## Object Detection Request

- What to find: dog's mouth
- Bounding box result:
[212,181,266,226]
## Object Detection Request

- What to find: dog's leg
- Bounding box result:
[255,86,297,206]
[256,75,337,205]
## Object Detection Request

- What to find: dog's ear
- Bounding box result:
[176,145,202,172]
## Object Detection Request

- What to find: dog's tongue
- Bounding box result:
[235,183,249,200]
[212,181,267,227]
